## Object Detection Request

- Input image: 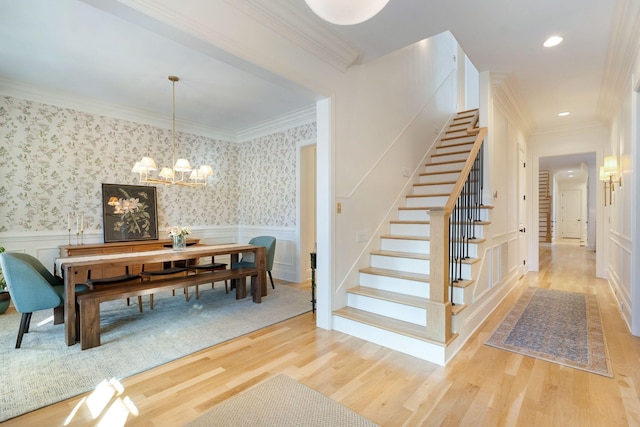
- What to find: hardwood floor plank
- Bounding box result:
[5,246,640,426]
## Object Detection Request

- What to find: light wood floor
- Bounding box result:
[6,245,640,426]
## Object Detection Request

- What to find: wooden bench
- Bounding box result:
[76,268,259,350]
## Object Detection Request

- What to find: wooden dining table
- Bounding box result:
[55,243,267,346]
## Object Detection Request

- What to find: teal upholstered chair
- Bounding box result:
[232,236,276,289]
[0,252,88,348]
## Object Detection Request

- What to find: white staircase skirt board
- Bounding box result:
[358,272,430,298]
[381,237,429,254]
[412,183,455,195]
[398,209,431,222]
[406,195,449,206]
[426,161,466,173]
[419,171,461,183]
[346,293,426,326]
[371,253,429,274]
[332,315,446,366]
[389,222,430,236]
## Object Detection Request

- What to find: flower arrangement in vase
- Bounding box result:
[167,226,191,251]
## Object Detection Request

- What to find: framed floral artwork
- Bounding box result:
[102,183,158,243]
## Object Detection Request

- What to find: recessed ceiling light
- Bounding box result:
[558,111,570,116]
[543,36,564,47]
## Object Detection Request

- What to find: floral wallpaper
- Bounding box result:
[0,95,315,234]
[238,125,316,227]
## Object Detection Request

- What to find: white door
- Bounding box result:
[561,189,581,239]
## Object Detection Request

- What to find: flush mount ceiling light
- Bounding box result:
[543,35,564,47]
[132,76,213,188]
[304,0,390,25]
[558,111,570,116]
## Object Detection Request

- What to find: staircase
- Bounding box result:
[539,170,552,243]
[333,110,490,365]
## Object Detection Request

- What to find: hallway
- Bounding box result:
[6,246,640,426]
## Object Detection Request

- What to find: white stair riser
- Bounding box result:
[406,195,449,206]
[452,312,462,334]
[371,254,429,274]
[449,262,477,280]
[390,222,430,236]
[412,183,455,195]
[449,243,480,258]
[381,238,429,254]
[358,273,430,298]
[347,293,426,326]
[425,161,466,173]
[398,209,431,222]
[419,171,460,183]
[431,152,469,163]
[436,143,474,154]
[450,224,485,238]
[451,286,466,304]
[332,316,446,366]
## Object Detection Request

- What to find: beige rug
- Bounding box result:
[485,287,613,377]
[184,374,379,427]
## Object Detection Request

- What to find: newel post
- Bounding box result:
[426,208,453,343]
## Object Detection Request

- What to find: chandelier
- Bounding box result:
[132,75,213,188]
[304,0,390,25]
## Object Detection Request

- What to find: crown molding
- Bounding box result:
[490,73,535,136]
[237,104,316,142]
[598,0,640,123]
[0,78,237,141]
[0,77,317,143]
[228,0,362,71]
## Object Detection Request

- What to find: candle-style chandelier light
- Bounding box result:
[132,75,213,188]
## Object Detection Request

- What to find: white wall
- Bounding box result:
[333,32,459,305]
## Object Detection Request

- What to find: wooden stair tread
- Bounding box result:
[413,180,457,186]
[348,286,429,308]
[441,134,476,142]
[451,279,475,288]
[359,266,430,282]
[390,219,430,224]
[452,304,467,315]
[370,250,429,260]
[407,193,450,198]
[333,307,458,346]
[431,149,472,157]
[381,234,430,241]
[420,169,462,176]
[425,159,466,167]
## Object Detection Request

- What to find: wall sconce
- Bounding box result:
[599,156,622,206]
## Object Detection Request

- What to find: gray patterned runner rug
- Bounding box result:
[485,287,612,377]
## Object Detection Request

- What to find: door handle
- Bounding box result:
[519,228,526,233]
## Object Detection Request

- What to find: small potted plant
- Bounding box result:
[0,246,9,314]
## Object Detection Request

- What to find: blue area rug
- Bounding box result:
[0,284,311,421]
[485,287,612,377]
